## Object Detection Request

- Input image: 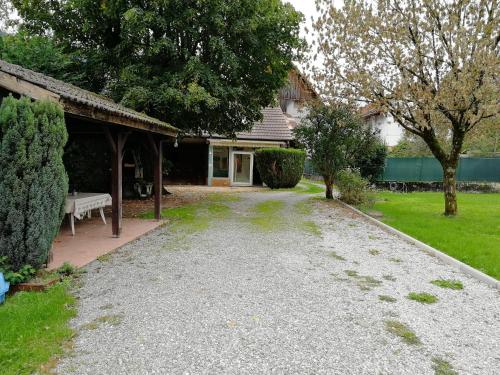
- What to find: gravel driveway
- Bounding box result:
[57,191,500,375]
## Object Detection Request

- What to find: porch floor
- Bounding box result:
[48,217,162,270]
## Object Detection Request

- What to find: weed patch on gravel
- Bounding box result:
[383,275,396,281]
[294,200,314,215]
[389,257,403,263]
[432,357,458,375]
[369,249,381,255]
[249,200,285,232]
[385,320,421,345]
[379,295,397,302]
[431,279,463,290]
[300,220,321,236]
[345,270,359,277]
[407,292,439,304]
[329,251,346,261]
[81,314,123,331]
[96,254,112,263]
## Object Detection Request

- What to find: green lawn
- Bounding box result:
[362,192,500,280]
[0,282,76,375]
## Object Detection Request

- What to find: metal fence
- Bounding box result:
[380,157,500,182]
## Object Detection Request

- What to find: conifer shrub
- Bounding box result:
[0,95,68,270]
[255,148,305,189]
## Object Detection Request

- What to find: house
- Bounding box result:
[361,105,403,147]
[0,59,178,237]
[165,68,318,187]
[279,68,319,130]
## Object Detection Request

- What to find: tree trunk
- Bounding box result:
[324,176,334,199]
[442,164,458,216]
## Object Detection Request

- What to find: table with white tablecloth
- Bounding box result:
[65,193,112,235]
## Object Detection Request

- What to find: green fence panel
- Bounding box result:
[380,157,500,182]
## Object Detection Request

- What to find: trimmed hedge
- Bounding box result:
[255,148,306,189]
[0,96,68,270]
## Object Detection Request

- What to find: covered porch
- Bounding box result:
[0,60,179,266]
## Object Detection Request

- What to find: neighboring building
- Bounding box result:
[279,68,318,130]
[361,106,403,147]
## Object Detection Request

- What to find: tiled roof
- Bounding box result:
[236,107,293,141]
[0,59,178,134]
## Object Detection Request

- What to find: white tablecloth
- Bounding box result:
[65,193,112,219]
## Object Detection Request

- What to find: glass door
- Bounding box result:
[232,152,253,186]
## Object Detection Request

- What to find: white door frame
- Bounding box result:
[230,151,254,186]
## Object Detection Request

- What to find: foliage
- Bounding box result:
[360,191,500,280]
[0,282,76,375]
[389,134,434,157]
[13,0,304,136]
[355,142,387,182]
[0,256,36,285]
[0,96,68,270]
[294,103,380,199]
[255,148,306,189]
[312,0,499,215]
[0,31,84,84]
[56,262,76,277]
[335,169,369,205]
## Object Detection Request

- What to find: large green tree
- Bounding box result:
[312,0,499,215]
[294,103,380,199]
[13,0,303,136]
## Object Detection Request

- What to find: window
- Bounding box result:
[213,147,229,178]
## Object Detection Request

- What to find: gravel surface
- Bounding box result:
[57,191,500,375]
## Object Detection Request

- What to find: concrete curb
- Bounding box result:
[334,199,500,291]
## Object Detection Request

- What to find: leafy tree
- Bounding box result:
[311,0,499,215]
[355,142,387,182]
[13,0,304,136]
[294,103,380,199]
[0,96,68,270]
[0,32,85,84]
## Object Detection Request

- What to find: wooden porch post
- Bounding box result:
[105,129,128,237]
[148,135,163,221]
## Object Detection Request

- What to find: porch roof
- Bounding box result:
[235,107,293,142]
[0,59,178,137]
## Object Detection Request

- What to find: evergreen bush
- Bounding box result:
[255,148,306,189]
[0,95,68,270]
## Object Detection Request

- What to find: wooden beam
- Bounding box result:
[153,138,163,221]
[63,100,177,137]
[109,131,127,237]
[0,72,60,102]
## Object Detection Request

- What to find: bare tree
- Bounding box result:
[311,0,499,215]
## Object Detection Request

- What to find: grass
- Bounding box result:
[290,179,325,195]
[430,279,464,290]
[359,192,500,280]
[142,193,237,236]
[407,292,439,304]
[369,249,381,255]
[0,282,76,375]
[385,320,421,345]
[300,220,321,236]
[432,357,458,375]
[249,200,285,231]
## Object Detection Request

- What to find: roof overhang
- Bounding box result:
[208,138,286,148]
[0,70,177,137]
